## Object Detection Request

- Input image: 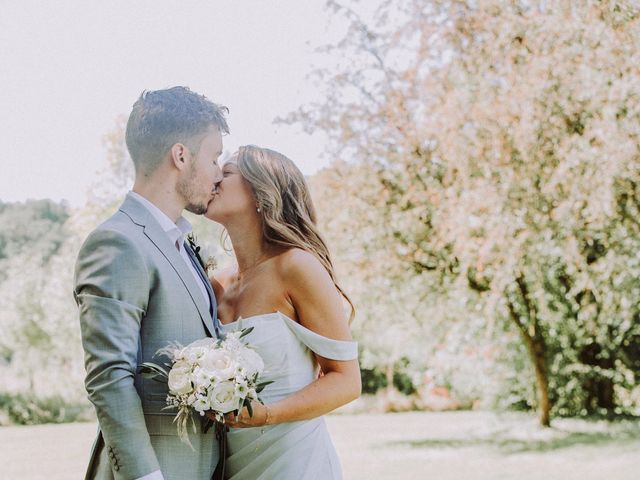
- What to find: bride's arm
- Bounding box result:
[226,248,361,427]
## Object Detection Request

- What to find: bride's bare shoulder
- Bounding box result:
[276,248,328,282]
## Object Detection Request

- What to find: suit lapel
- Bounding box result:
[183,241,220,335]
[119,196,216,338]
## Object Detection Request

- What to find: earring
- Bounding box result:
[256,206,261,213]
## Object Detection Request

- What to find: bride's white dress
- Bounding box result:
[219,311,358,480]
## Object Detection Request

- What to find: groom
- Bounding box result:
[74,87,228,480]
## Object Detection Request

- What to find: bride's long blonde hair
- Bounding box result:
[235,145,355,322]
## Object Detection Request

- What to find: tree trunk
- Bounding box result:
[385,364,394,394]
[507,275,552,427]
[529,338,551,427]
[509,313,551,426]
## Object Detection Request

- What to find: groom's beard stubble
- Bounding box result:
[177,169,210,216]
[185,202,208,215]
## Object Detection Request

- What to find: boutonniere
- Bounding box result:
[186,233,217,273]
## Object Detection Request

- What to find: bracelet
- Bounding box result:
[264,405,271,426]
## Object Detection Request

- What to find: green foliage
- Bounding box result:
[360,367,387,394]
[360,358,417,396]
[393,359,417,396]
[0,199,69,280]
[0,392,93,426]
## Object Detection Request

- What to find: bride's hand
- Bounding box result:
[223,402,270,428]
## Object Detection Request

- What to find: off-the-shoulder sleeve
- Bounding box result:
[279,312,358,360]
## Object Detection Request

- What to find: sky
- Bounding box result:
[0,0,344,206]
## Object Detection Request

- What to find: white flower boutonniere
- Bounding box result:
[199,244,218,273]
[186,233,217,273]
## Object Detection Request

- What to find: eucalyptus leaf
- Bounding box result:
[256,380,274,393]
[138,362,169,381]
[239,326,255,339]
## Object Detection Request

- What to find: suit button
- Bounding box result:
[109,451,115,458]
[114,464,120,471]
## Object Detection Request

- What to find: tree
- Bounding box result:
[0,199,69,281]
[289,0,640,425]
[0,200,84,399]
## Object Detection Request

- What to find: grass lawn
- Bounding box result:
[1,411,638,479]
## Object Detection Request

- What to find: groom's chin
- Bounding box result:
[185,202,208,216]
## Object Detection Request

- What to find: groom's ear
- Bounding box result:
[170,143,189,171]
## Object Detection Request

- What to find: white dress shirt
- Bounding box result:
[136,470,165,480]
[128,192,211,480]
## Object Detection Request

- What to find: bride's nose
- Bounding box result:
[213,167,223,184]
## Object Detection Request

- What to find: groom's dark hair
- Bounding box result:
[125,86,229,175]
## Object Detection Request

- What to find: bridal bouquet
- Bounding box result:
[139,327,270,445]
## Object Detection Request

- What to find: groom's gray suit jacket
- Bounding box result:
[74,194,219,480]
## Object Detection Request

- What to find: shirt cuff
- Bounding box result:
[135,470,164,480]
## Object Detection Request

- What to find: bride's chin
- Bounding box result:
[204,206,220,222]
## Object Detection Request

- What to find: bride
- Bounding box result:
[205,145,361,479]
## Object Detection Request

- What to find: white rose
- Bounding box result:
[200,349,237,380]
[236,347,264,378]
[168,365,192,396]
[208,380,240,413]
[173,360,190,372]
[183,338,217,365]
